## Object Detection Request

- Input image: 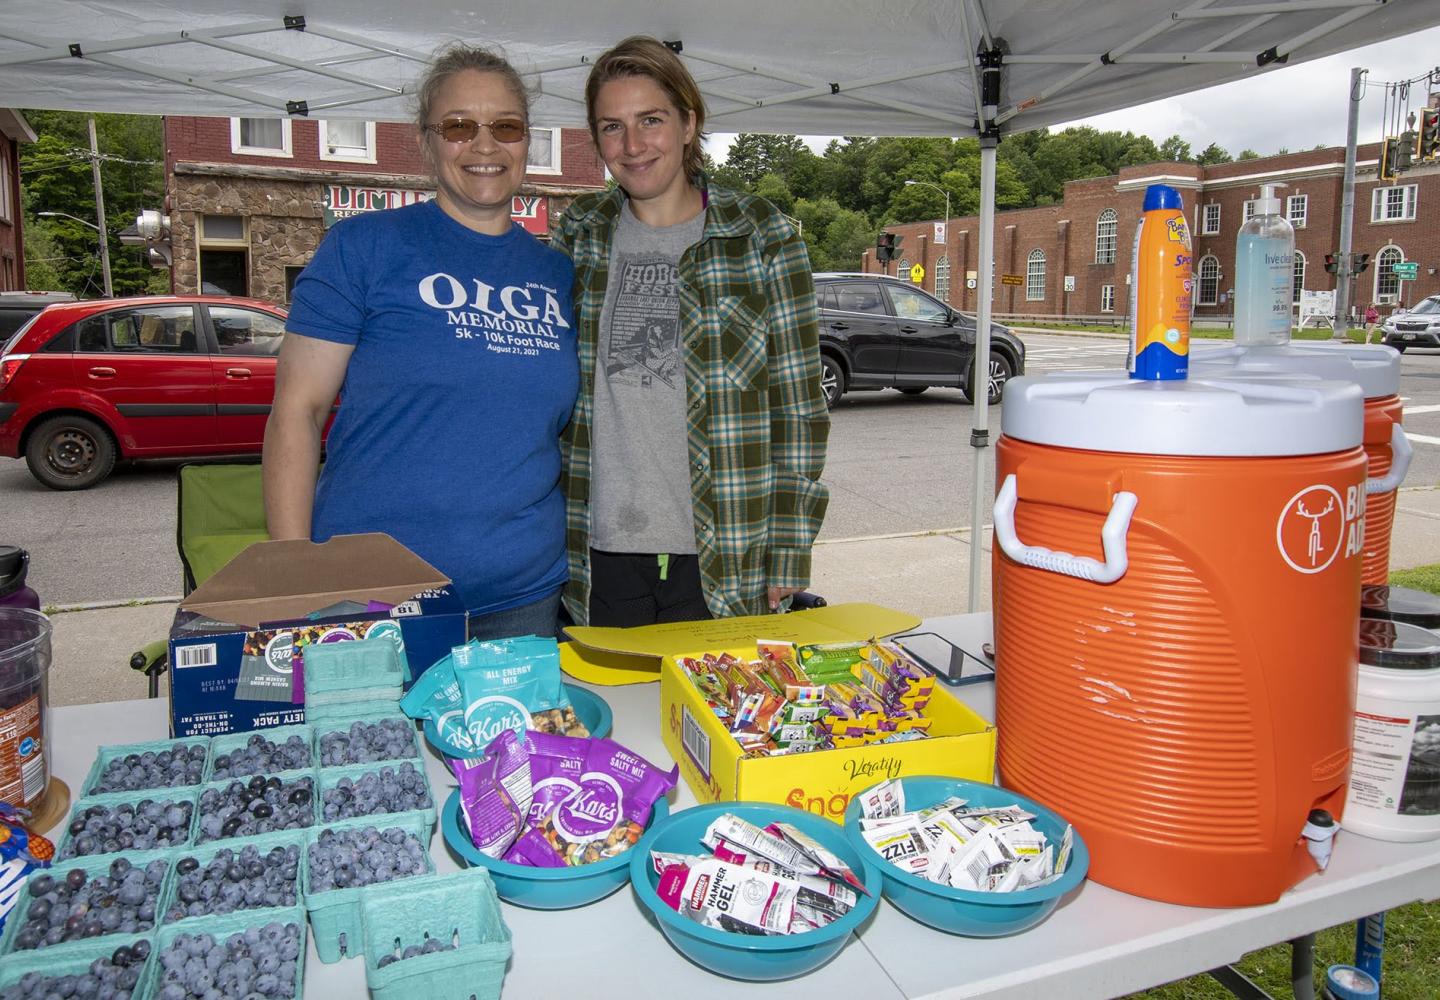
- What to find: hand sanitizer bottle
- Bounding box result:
[1234,183,1296,346]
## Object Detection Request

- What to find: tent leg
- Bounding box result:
[967,135,997,612]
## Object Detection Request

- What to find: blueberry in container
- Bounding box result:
[0,850,172,959]
[54,788,200,862]
[158,829,307,927]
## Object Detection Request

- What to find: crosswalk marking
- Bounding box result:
[1402,404,1440,416]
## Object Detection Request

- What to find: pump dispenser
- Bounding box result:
[1234,182,1296,346]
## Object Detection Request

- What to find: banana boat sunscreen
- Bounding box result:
[1128,184,1193,380]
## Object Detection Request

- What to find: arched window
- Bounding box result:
[935,255,950,303]
[1292,250,1306,305]
[1197,255,1219,306]
[1095,209,1117,264]
[1026,249,1046,302]
[1375,245,1404,302]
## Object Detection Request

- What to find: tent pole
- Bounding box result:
[969,133,997,612]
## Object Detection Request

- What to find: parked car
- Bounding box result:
[0,294,300,490]
[812,272,1025,408]
[1381,295,1440,351]
[0,291,77,341]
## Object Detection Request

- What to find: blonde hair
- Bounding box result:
[415,44,531,130]
[585,36,708,182]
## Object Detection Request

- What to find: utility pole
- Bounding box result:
[1332,67,1363,340]
[88,117,113,298]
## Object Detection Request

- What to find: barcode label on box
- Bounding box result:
[681,705,711,783]
[392,601,422,618]
[175,643,218,668]
[21,753,44,802]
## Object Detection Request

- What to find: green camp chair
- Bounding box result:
[131,462,270,697]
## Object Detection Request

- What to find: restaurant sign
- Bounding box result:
[323,185,549,234]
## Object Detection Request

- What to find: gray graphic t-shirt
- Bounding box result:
[591,201,706,554]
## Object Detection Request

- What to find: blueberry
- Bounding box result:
[177,856,199,875]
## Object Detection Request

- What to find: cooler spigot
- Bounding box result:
[1302,809,1339,871]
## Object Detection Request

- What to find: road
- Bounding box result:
[4,333,1439,605]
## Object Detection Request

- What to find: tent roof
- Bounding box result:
[1,1,1434,136]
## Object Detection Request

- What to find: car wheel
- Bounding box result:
[25,415,117,490]
[962,352,1014,405]
[820,355,845,409]
[897,387,928,396]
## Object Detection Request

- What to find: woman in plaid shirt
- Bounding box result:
[551,36,830,627]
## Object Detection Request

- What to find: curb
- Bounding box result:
[44,596,181,615]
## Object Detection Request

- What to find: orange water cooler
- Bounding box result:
[992,372,1366,906]
[1192,344,1407,585]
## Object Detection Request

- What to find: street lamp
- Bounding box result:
[38,210,112,297]
[904,179,950,299]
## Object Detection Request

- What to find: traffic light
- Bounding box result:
[1324,254,1338,275]
[1420,108,1440,161]
[876,232,902,264]
[1354,253,1371,275]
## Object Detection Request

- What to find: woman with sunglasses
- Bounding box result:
[264,45,577,639]
[551,36,829,627]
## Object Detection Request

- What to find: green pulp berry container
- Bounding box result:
[311,711,421,768]
[0,934,153,997]
[137,905,308,1000]
[315,759,437,834]
[360,868,512,1000]
[80,737,210,797]
[303,812,437,964]
[0,849,173,960]
[159,828,308,927]
[192,768,319,846]
[54,787,200,862]
[204,724,316,783]
[302,637,405,724]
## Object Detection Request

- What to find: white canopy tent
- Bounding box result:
[3,0,1435,608]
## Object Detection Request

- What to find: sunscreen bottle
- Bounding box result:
[1128,184,1193,380]
[1234,182,1295,346]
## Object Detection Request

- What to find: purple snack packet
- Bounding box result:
[523,730,588,828]
[503,828,567,867]
[530,738,678,866]
[457,729,533,858]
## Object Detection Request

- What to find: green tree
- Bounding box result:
[1194,142,1233,166]
[1237,149,1261,160]
[1158,134,1192,162]
[819,208,875,271]
[724,133,810,187]
[752,172,795,215]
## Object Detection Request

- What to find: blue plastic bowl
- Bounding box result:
[843,775,1089,937]
[629,802,882,982]
[423,683,613,760]
[441,787,667,909]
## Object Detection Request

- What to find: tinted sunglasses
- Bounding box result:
[423,117,527,143]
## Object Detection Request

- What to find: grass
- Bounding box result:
[1126,565,1440,1000]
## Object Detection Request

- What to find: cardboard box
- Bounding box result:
[563,604,997,822]
[168,533,466,738]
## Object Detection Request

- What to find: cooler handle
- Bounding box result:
[993,474,1138,584]
[1365,423,1412,496]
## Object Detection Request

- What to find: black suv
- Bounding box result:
[813,273,1024,407]
[0,291,76,341]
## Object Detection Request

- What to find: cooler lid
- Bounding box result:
[1192,343,1399,399]
[1000,370,1364,456]
[1360,584,1440,630]
[1358,619,1440,670]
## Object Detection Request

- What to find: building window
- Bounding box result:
[230,118,293,157]
[1100,284,1115,313]
[896,258,910,278]
[1094,209,1117,264]
[197,215,249,297]
[1287,194,1308,228]
[935,255,950,302]
[1293,250,1306,305]
[527,127,561,174]
[284,265,306,304]
[1372,184,1418,222]
[1026,249,1046,302]
[1243,200,1257,223]
[1197,254,1220,306]
[319,120,375,163]
[0,154,10,223]
[1201,203,1221,235]
[1375,246,1404,302]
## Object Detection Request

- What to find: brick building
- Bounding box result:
[156,116,605,303]
[0,109,35,291]
[867,142,1440,322]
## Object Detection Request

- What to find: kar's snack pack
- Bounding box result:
[678,639,938,759]
[651,811,863,935]
[456,729,677,868]
[858,790,1072,892]
[401,636,589,753]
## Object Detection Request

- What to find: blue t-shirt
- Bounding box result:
[287,200,578,615]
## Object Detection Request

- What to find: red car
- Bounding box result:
[0,295,301,490]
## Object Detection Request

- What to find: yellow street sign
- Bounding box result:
[909,263,925,284]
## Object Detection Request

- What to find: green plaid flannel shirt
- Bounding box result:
[551,182,830,622]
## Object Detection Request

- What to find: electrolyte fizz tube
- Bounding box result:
[1128,184,1193,381]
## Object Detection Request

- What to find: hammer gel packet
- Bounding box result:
[656,856,800,936]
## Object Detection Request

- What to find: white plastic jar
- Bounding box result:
[1344,620,1440,842]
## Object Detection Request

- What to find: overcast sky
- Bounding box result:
[706,27,1440,162]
